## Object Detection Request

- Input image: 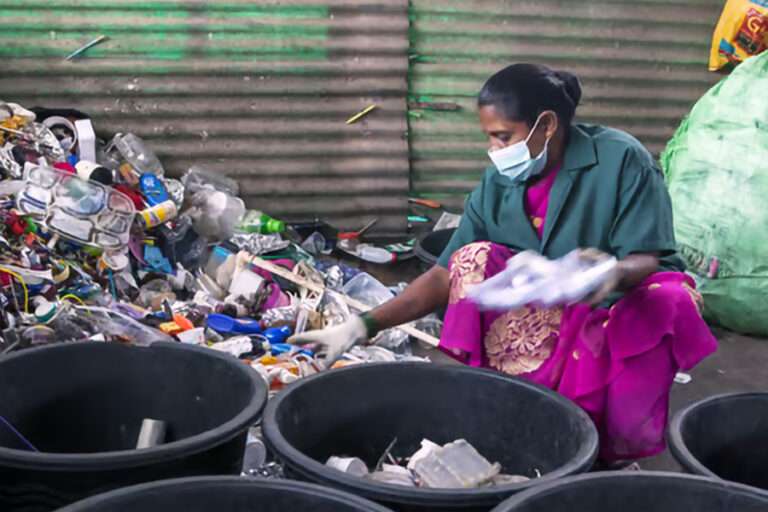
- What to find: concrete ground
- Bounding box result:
[362,257,768,472]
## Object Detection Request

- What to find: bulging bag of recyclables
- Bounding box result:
[661,51,768,335]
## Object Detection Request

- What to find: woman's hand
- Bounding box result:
[289,316,368,369]
[578,248,622,306]
[578,249,659,306]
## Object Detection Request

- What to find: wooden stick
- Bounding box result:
[246,254,440,347]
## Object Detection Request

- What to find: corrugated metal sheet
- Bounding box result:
[408,0,724,210]
[0,0,410,234]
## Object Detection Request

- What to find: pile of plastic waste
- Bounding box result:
[0,100,437,392]
[326,438,535,488]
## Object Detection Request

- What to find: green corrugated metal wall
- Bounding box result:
[0,0,411,234]
[0,0,726,230]
[408,0,724,211]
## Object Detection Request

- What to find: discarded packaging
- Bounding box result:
[327,438,531,489]
[136,418,166,449]
[326,456,369,477]
[468,250,618,311]
[413,439,501,489]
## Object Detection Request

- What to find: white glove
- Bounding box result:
[288,316,368,369]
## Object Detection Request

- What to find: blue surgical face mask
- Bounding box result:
[488,113,551,184]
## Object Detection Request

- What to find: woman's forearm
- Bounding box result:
[367,265,450,331]
[617,253,659,289]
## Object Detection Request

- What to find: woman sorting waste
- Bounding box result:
[291,63,717,465]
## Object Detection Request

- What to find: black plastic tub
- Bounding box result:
[414,229,456,268]
[669,392,768,489]
[55,476,393,512]
[0,342,268,512]
[490,471,768,511]
[262,362,598,511]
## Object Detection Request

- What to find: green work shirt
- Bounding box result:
[437,124,684,272]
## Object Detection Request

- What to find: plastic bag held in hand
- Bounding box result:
[467,249,617,311]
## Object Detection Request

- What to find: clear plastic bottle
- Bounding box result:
[113,133,164,176]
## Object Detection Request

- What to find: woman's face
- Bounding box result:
[478,105,556,157]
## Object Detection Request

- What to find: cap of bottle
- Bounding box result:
[265,218,285,233]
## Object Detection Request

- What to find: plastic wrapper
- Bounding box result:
[709,0,768,71]
[138,279,176,310]
[230,232,290,256]
[661,52,768,335]
[413,439,501,489]
[300,231,327,256]
[324,265,345,291]
[467,250,617,311]
[0,144,22,178]
[341,272,394,309]
[22,123,66,162]
[77,306,175,346]
[260,305,299,329]
[320,291,351,327]
[181,165,239,196]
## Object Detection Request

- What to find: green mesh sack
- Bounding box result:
[661,52,768,336]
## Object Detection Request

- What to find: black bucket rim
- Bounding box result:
[55,475,394,512]
[489,470,768,511]
[668,391,768,479]
[262,361,599,509]
[0,341,268,472]
[413,228,456,267]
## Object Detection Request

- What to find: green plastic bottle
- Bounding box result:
[238,210,286,234]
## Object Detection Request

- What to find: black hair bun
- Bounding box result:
[555,70,582,107]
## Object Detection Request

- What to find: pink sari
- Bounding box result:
[439,167,717,462]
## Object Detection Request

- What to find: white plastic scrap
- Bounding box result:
[468,250,617,311]
[413,439,501,489]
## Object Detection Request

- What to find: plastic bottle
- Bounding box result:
[137,200,178,229]
[187,189,245,241]
[237,210,285,235]
[112,133,164,176]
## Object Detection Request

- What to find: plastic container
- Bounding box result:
[182,165,240,196]
[669,392,768,490]
[0,342,267,511]
[55,476,394,512]
[262,363,598,511]
[187,189,245,241]
[137,200,178,229]
[112,133,164,176]
[491,471,768,511]
[414,229,456,268]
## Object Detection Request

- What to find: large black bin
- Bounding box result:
[491,472,768,511]
[669,392,768,489]
[55,476,393,512]
[0,342,267,511]
[414,228,456,268]
[262,362,598,511]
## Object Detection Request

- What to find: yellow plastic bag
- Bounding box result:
[709,0,768,71]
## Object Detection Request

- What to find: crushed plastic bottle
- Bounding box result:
[412,439,501,489]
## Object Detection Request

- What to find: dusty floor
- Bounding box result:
[362,257,767,472]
